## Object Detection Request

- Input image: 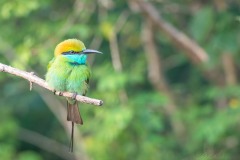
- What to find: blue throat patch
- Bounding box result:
[63,54,87,65]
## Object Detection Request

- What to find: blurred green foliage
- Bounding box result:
[0,0,240,160]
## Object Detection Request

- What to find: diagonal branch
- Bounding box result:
[142,19,185,138]
[130,0,209,65]
[19,128,76,160]
[0,62,103,106]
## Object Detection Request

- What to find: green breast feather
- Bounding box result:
[46,56,91,95]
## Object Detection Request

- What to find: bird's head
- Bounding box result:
[54,39,102,65]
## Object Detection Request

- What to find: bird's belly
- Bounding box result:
[66,65,90,95]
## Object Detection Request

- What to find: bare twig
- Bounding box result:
[88,36,103,66]
[222,53,237,85]
[114,10,130,33]
[109,33,128,102]
[142,19,185,138]
[130,0,209,64]
[101,8,129,103]
[109,10,130,72]
[109,33,123,72]
[0,62,103,106]
[110,39,128,102]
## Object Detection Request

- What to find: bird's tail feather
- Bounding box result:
[67,101,83,124]
[67,101,83,152]
[69,121,74,152]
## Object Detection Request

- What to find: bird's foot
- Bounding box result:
[53,90,63,96]
[72,92,78,100]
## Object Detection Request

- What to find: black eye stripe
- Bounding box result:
[62,50,83,55]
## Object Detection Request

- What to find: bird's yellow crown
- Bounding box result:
[54,39,86,56]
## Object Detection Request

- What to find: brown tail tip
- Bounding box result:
[67,101,83,124]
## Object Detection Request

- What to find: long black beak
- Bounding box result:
[83,49,102,54]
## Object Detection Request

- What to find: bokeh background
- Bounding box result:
[0,0,240,160]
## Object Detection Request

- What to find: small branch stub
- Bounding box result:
[0,65,4,72]
[0,62,103,106]
[29,72,35,91]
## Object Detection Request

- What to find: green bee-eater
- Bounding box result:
[46,38,102,151]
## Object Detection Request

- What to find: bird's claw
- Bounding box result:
[72,92,78,100]
[53,90,63,96]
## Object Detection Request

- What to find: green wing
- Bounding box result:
[82,77,89,96]
[47,58,55,69]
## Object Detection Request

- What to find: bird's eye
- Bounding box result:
[69,50,75,54]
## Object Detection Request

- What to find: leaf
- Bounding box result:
[189,7,215,43]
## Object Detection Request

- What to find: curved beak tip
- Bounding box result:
[83,49,103,54]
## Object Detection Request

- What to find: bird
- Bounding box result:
[45,38,102,152]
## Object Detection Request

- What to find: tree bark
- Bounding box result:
[142,19,186,139]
